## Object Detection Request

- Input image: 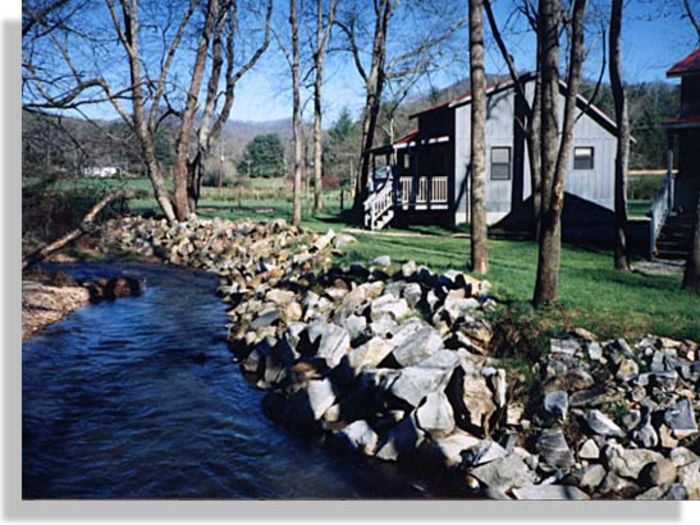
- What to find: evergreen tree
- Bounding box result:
[237,134,285,178]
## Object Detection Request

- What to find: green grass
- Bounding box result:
[336,228,699,341]
[39,175,700,341]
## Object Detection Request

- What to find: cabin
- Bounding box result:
[364,74,623,244]
[651,49,700,259]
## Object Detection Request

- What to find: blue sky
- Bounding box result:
[35,0,699,125]
[228,0,699,124]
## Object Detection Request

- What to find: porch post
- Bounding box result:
[667,132,675,210]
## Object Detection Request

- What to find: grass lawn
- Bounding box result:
[43,176,699,342]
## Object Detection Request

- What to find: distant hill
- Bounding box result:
[222,118,293,158]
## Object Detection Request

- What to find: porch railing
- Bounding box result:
[363,170,394,231]
[398,175,448,206]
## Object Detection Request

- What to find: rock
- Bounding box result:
[250,308,280,329]
[370,294,411,321]
[449,368,498,434]
[579,439,600,460]
[663,398,698,438]
[606,444,665,480]
[442,296,480,323]
[580,464,606,490]
[586,341,603,361]
[469,454,537,490]
[512,484,589,500]
[389,351,459,406]
[375,412,425,461]
[331,420,379,456]
[312,229,335,251]
[641,458,677,487]
[599,470,638,496]
[438,269,467,289]
[550,338,580,356]
[432,430,481,468]
[621,409,641,431]
[662,483,689,500]
[584,409,625,438]
[283,378,336,428]
[632,412,659,448]
[659,424,679,449]
[344,315,367,341]
[616,358,640,382]
[670,447,700,468]
[392,326,444,367]
[303,320,351,367]
[333,233,356,249]
[536,428,575,469]
[371,255,391,267]
[368,316,399,339]
[415,392,455,437]
[543,390,569,421]
[346,337,395,371]
[677,461,700,499]
[266,289,296,305]
[400,260,417,279]
[461,440,507,468]
[402,282,423,308]
[635,486,667,500]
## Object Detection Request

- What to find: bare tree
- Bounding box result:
[310,0,338,212]
[336,1,466,212]
[483,0,542,240]
[469,0,488,274]
[609,0,631,271]
[533,0,588,307]
[187,0,273,212]
[683,187,700,292]
[23,0,272,223]
[290,0,303,225]
[682,0,700,46]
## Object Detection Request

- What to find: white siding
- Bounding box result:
[455,78,616,226]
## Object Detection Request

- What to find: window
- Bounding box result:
[401,152,410,170]
[490,147,511,181]
[574,147,594,170]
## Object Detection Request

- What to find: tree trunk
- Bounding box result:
[313,80,324,212]
[683,187,700,292]
[533,0,588,307]
[22,190,126,269]
[533,0,561,307]
[609,0,631,271]
[311,0,336,213]
[290,0,302,226]
[469,0,488,275]
[351,0,392,211]
[528,52,543,241]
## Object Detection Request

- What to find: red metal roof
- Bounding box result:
[394,128,419,145]
[409,77,519,118]
[667,49,700,77]
[664,114,700,128]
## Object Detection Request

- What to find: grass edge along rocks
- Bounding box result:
[99,216,700,500]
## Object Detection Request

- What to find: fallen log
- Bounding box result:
[22,190,127,270]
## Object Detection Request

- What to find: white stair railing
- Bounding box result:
[648,175,672,258]
[363,170,394,231]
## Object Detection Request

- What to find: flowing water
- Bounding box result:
[22,262,430,499]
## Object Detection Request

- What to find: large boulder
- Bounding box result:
[389,351,460,407]
[536,428,575,469]
[282,378,336,430]
[301,320,351,368]
[330,420,380,456]
[346,336,395,372]
[447,366,499,435]
[415,392,455,437]
[392,325,444,367]
[469,453,537,491]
